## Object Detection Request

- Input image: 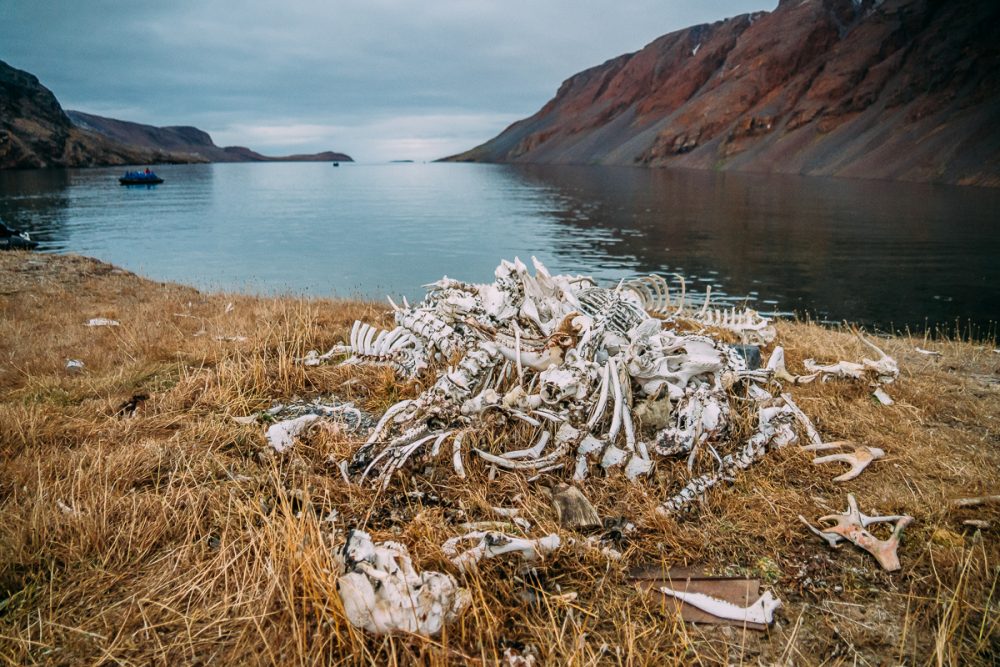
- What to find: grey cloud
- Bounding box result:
[2,1,771,160]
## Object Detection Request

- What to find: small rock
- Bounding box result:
[551,483,601,530]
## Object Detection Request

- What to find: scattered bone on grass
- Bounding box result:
[442,531,561,574]
[800,494,913,572]
[950,495,1000,509]
[266,414,320,452]
[336,530,469,636]
[657,587,782,626]
[812,445,885,482]
[873,387,894,405]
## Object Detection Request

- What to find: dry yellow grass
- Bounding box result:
[1,252,997,665]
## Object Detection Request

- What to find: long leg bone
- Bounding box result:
[657,587,782,626]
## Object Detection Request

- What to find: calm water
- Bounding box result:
[1,162,997,331]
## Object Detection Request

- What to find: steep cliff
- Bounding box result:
[446,0,1000,186]
[0,60,196,168]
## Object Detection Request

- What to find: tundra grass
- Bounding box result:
[0,252,998,665]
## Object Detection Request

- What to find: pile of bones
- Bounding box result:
[298,257,899,636]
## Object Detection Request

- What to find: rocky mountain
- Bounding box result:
[446,0,1000,187]
[1,59,199,168]
[67,111,352,164]
[1,59,352,168]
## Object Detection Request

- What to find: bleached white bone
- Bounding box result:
[452,431,467,478]
[337,530,469,636]
[502,430,551,460]
[85,318,120,327]
[873,387,894,405]
[657,587,781,625]
[812,446,885,482]
[779,392,823,447]
[443,531,561,573]
[266,414,319,452]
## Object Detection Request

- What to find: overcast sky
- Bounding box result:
[2,1,770,161]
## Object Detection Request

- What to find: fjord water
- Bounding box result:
[1,162,997,331]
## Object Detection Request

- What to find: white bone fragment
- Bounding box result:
[624,454,653,480]
[502,430,551,460]
[812,446,885,482]
[443,531,561,573]
[601,445,628,469]
[780,392,823,448]
[608,359,624,442]
[429,431,450,457]
[873,387,894,406]
[526,463,564,481]
[57,499,79,515]
[337,530,469,636]
[950,495,1000,508]
[266,414,319,452]
[85,318,119,327]
[657,587,781,626]
[587,363,611,429]
[800,439,852,452]
[299,345,347,366]
[491,510,531,532]
[915,347,941,356]
[452,431,467,479]
[65,359,85,371]
[765,345,815,384]
[804,359,865,380]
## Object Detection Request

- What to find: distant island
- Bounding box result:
[0,59,351,169]
[444,0,1000,187]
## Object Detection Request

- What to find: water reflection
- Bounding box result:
[0,162,996,332]
[510,165,1000,329]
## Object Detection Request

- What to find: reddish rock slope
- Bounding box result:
[446,0,1000,186]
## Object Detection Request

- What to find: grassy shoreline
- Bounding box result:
[1,252,997,665]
